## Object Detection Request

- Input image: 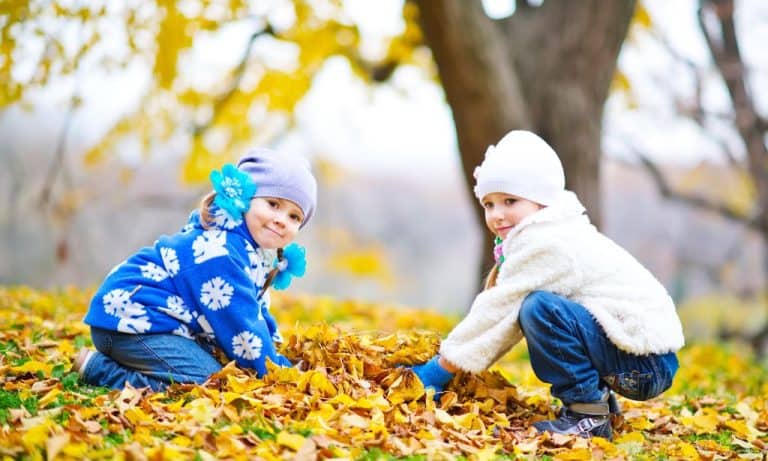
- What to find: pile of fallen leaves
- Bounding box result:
[0,286,767,460]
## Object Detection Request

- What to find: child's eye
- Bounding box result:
[268,200,279,208]
[505,198,517,205]
[290,213,302,223]
[483,202,493,210]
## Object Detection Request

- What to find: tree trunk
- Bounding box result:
[415,0,636,277]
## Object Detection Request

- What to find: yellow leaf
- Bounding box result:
[186,398,217,425]
[255,70,311,112]
[305,403,337,432]
[611,71,631,93]
[554,448,593,461]
[61,442,89,457]
[45,433,69,460]
[434,409,454,426]
[472,446,501,461]
[181,136,225,184]
[226,374,263,393]
[327,247,396,287]
[385,371,424,405]
[38,388,62,408]
[513,439,538,454]
[57,341,75,356]
[124,407,153,426]
[340,413,369,429]
[22,420,51,450]
[675,441,701,459]
[297,370,337,397]
[276,432,306,451]
[152,0,192,88]
[692,408,719,434]
[590,437,618,456]
[11,360,53,375]
[633,3,653,29]
[615,431,646,444]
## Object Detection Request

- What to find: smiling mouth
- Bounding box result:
[266,227,283,238]
[496,226,513,233]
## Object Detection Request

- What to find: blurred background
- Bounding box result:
[1,0,767,354]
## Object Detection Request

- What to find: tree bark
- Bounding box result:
[414,0,636,276]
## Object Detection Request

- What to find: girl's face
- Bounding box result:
[482,192,543,240]
[245,197,304,249]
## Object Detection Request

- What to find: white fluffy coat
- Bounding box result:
[440,191,685,373]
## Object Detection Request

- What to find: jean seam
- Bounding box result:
[649,355,663,398]
[547,302,586,401]
[135,335,192,382]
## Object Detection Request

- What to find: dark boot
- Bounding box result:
[533,394,613,440]
[607,389,621,416]
[607,389,624,429]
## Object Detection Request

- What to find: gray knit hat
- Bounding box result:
[237,148,317,227]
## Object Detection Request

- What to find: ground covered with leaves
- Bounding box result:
[0,286,767,460]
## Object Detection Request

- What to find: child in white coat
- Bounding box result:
[411,130,683,440]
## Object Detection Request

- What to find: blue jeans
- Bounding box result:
[518,291,678,405]
[81,327,223,391]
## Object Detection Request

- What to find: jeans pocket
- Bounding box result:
[604,370,654,401]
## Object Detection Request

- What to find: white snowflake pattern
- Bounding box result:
[212,208,241,230]
[117,316,151,334]
[157,295,193,323]
[140,262,168,282]
[197,314,214,335]
[102,288,153,333]
[232,331,262,360]
[172,324,194,339]
[200,277,233,310]
[245,244,274,286]
[102,289,133,316]
[160,247,180,276]
[192,229,228,264]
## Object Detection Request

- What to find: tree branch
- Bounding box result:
[698,0,768,207]
[626,144,761,231]
[193,25,274,136]
[39,95,78,208]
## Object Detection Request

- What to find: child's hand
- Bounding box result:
[410,355,455,400]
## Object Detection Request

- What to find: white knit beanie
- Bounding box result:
[473,130,565,206]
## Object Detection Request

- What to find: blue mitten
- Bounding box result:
[410,355,455,399]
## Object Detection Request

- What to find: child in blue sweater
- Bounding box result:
[74,148,317,391]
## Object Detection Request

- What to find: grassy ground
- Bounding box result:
[0,286,766,460]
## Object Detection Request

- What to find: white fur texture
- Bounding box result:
[440,191,685,373]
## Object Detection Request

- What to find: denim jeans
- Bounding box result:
[81,327,223,391]
[518,291,678,405]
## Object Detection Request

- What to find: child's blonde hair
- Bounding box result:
[198,191,217,229]
[484,264,500,290]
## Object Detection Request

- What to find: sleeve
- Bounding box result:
[175,246,292,376]
[439,242,581,373]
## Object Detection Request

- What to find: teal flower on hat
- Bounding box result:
[210,164,257,220]
[272,243,307,290]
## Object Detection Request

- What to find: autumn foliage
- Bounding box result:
[0,286,767,460]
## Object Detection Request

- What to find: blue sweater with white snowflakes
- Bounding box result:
[84,207,292,377]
